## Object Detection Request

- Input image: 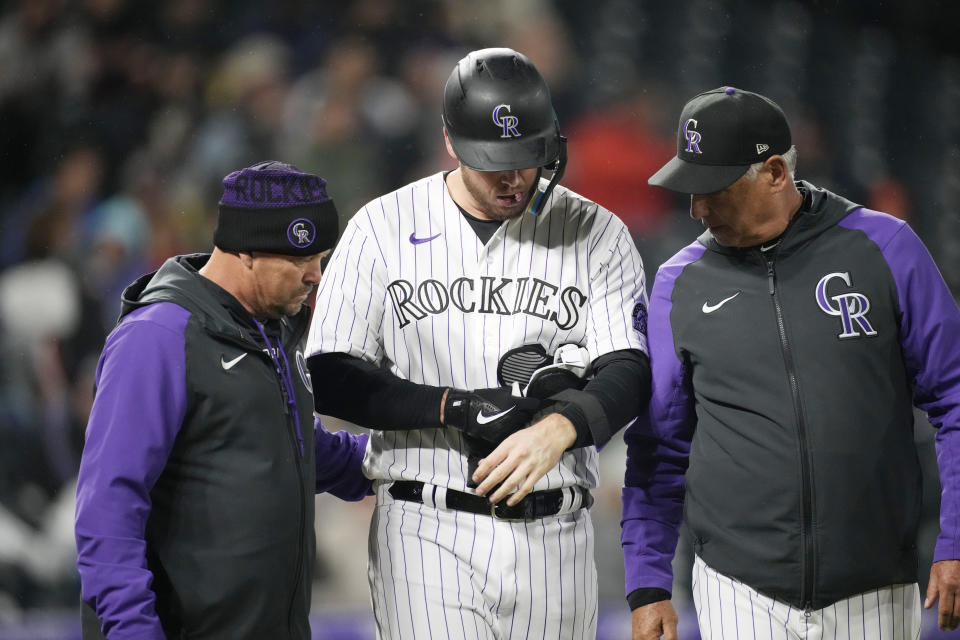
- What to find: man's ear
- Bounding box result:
[238,251,255,269]
[766,155,791,191]
[443,128,458,161]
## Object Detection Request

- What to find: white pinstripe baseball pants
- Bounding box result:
[368,482,598,640]
[692,555,921,640]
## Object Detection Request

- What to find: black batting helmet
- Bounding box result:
[442,48,567,214]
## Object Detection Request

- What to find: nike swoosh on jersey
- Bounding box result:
[221,353,247,370]
[476,406,515,424]
[702,291,742,314]
[409,232,441,245]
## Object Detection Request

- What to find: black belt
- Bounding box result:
[388,480,592,521]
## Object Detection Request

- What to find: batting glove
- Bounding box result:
[443,386,541,444]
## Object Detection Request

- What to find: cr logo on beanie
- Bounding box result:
[214,161,339,256]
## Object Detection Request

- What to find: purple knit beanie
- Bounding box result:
[213,161,339,255]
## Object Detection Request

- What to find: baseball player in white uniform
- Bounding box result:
[306,48,652,639]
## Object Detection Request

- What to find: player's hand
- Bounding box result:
[472,412,576,505]
[925,559,960,630]
[632,601,678,640]
[443,387,540,443]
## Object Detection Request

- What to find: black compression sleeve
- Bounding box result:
[307,352,446,430]
[553,349,651,449]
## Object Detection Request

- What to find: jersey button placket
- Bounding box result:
[480,240,503,377]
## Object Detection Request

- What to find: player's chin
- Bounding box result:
[488,198,528,221]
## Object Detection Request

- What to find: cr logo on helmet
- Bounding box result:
[492,104,521,138]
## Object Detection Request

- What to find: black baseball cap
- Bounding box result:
[649,87,792,194]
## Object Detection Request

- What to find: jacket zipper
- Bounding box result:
[252,322,309,636]
[261,332,307,636]
[274,345,306,637]
[765,254,816,609]
[285,407,307,637]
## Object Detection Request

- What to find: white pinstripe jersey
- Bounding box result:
[307,171,648,493]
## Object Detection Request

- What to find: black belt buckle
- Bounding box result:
[491,497,535,521]
[491,489,565,521]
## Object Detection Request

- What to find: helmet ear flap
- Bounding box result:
[526,136,567,216]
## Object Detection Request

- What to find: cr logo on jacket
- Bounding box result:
[815,272,877,339]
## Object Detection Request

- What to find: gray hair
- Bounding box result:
[743,146,798,180]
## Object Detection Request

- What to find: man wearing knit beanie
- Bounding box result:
[75,161,373,640]
[204,160,340,318]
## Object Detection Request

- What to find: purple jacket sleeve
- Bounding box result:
[842,211,960,561]
[621,245,703,596]
[314,417,373,500]
[74,303,189,640]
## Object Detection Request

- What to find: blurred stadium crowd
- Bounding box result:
[0,0,958,638]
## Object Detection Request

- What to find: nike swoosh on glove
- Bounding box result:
[443,386,541,444]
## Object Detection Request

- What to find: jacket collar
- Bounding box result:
[698,181,861,259]
[119,253,310,348]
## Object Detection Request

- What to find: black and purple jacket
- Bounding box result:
[621,182,960,610]
[75,254,372,640]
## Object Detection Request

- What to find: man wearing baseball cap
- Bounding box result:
[621,88,960,638]
[75,161,373,640]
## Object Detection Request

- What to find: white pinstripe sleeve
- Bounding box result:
[584,217,649,359]
[307,210,385,364]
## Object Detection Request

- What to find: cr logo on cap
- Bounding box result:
[683,118,702,154]
[287,218,316,248]
[492,104,521,139]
